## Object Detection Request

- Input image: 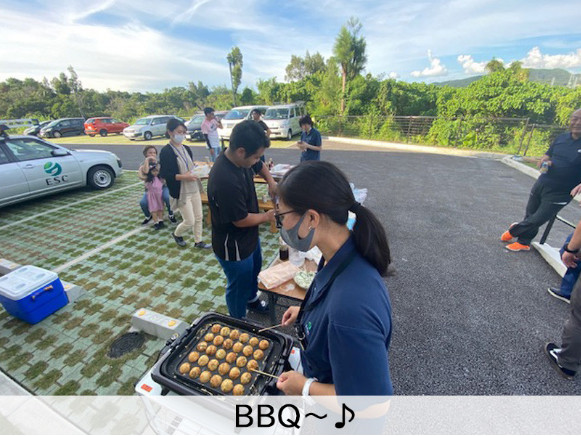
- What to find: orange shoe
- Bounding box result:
[501,222,518,242]
[506,242,530,252]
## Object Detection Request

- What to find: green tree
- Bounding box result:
[285,51,326,82]
[485,58,505,74]
[333,17,367,114]
[226,47,243,106]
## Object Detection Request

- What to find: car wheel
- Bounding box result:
[89,134,95,137]
[100,129,108,137]
[87,166,114,189]
[286,129,292,140]
[144,131,152,140]
[53,131,62,138]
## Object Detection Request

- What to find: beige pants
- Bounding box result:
[174,192,203,242]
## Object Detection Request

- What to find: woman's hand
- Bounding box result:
[276,371,307,395]
[281,306,300,326]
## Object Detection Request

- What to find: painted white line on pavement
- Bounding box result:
[0,182,143,231]
[54,226,145,273]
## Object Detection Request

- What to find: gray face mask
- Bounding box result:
[280,213,315,252]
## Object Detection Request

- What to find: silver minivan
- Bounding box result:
[218,105,270,140]
[123,115,178,141]
[263,103,305,140]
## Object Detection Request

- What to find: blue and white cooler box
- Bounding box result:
[0,266,68,324]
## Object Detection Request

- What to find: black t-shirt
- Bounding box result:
[257,120,270,147]
[542,132,581,191]
[207,153,263,261]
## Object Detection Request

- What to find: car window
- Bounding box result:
[152,118,160,125]
[112,119,120,123]
[5,138,56,161]
[0,146,10,164]
[59,120,69,127]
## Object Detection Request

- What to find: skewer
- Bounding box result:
[258,323,284,333]
[250,368,280,380]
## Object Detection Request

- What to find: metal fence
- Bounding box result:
[316,115,568,156]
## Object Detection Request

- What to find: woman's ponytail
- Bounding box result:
[351,205,391,277]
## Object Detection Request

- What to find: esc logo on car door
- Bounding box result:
[4,138,83,196]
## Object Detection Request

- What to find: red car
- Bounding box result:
[84,117,129,137]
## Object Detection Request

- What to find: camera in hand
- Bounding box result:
[149,161,158,169]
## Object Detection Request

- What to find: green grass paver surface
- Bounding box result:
[0,172,278,395]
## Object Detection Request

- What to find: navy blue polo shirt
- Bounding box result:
[299,236,393,395]
[541,132,581,191]
[300,127,322,161]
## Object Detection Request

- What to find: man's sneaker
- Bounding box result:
[501,222,518,242]
[172,232,187,247]
[247,299,269,313]
[506,242,530,252]
[142,216,153,225]
[194,241,211,249]
[547,287,571,304]
[544,342,576,380]
[169,214,177,224]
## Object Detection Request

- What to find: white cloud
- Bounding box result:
[521,46,581,69]
[411,50,447,77]
[388,72,400,79]
[457,55,488,74]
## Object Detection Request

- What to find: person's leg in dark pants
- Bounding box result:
[217,253,254,319]
[247,239,263,304]
[140,192,152,224]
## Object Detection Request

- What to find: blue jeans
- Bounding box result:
[140,186,173,218]
[209,146,221,162]
[560,233,581,298]
[217,240,262,319]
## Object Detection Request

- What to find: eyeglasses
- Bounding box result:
[274,210,296,229]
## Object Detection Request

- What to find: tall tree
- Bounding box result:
[67,66,85,118]
[285,51,326,82]
[333,17,367,114]
[226,47,243,106]
[485,58,505,74]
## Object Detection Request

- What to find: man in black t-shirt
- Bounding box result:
[207,120,277,318]
[252,108,271,163]
[501,109,581,251]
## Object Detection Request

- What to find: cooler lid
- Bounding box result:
[0,266,59,300]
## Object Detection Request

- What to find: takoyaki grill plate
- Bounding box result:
[152,312,293,396]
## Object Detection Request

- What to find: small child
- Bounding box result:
[145,161,165,230]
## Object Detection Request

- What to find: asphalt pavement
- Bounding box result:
[68,142,581,395]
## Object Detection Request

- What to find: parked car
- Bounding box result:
[39,118,85,138]
[263,103,306,140]
[0,131,123,208]
[123,115,180,141]
[23,121,52,137]
[218,106,269,140]
[84,117,129,137]
[185,113,205,141]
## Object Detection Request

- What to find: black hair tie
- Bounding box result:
[349,201,361,213]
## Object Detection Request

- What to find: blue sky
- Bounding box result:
[2,0,581,92]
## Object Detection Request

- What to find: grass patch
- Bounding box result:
[182,277,196,287]
[167,307,183,319]
[180,295,197,307]
[96,365,122,387]
[24,361,49,379]
[54,380,81,395]
[35,335,57,350]
[79,323,99,338]
[66,349,87,367]
[212,287,225,297]
[92,328,115,345]
[51,343,74,359]
[167,291,181,303]
[2,344,23,362]
[33,369,62,391]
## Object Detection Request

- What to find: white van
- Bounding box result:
[218,105,270,140]
[263,102,306,140]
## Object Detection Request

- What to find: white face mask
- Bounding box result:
[173,133,185,144]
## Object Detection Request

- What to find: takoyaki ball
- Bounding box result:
[189,367,201,379]
[208,359,219,371]
[198,355,209,367]
[220,326,231,337]
[206,345,217,356]
[179,362,191,374]
[229,367,241,380]
[253,349,264,361]
[229,329,240,340]
[232,342,243,353]
[204,332,214,342]
[239,333,250,343]
[215,349,226,360]
[200,370,212,383]
[249,337,259,347]
[188,351,200,363]
[221,379,234,393]
[236,356,248,367]
[210,374,222,388]
[258,340,269,350]
[213,335,224,346]
[226,352,237,364]
[240,372,252,384]
[242,345,253,357]
[246,359,258,371]
[218,362,231,375]
[233,384,245,396]
[196,341,208,352]
[223,338,233,350]
[211,324,221,334]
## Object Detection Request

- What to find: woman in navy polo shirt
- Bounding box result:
[296,115,322,162]
[276,161,393,396]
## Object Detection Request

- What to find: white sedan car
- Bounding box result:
[0,134,123,208]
